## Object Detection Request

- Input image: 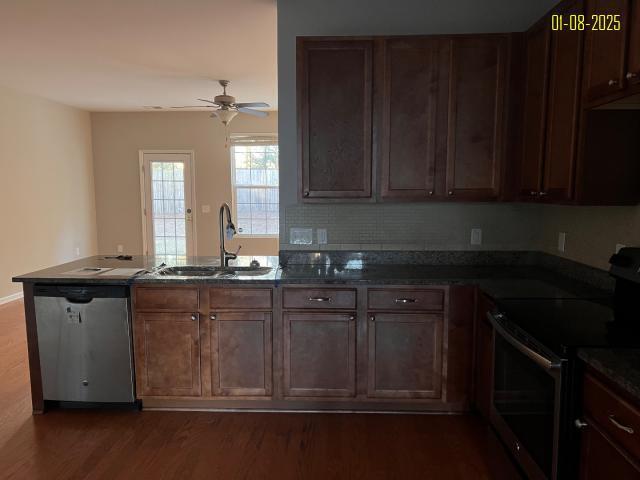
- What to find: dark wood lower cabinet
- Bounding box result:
[210,312,272,397]
[367,312,443,399]
[474,293,495,419]
[283,312,356,398]
[135,312,202,397]
[579,419,640,479]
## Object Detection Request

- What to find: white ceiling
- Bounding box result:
[0,0,277,111]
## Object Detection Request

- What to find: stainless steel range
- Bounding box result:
[487,247,640,479]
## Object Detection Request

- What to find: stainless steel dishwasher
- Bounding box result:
[34,285,135,404]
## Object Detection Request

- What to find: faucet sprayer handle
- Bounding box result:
[230,245,242,259]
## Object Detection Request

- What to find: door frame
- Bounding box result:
[138,150,197,256]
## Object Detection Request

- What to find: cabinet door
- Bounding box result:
[628,0,640,85]
[136,312,201,397]
[367,313,443,399]
[583,0,629,102]
[579,419,640,479]
[283,312,356,397]
[543,3,584,201]
[210,312,272,397]
[381,38,439,199]
[298,39,373,199]
[474,294,495,419]
[519,20,551,199]
[444,36,507,200]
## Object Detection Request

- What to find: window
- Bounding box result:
[230,135,279,236]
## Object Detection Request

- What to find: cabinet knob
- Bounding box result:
[575,419,588,429]
[428,190,434,196]
[538,191,548,197]
[627,72,638,80]
[349,315,355,321]
[448,190,454,196]
[369,315,375,322]
[608,79,619,86]
[530,191,538,196]
[191,314,197,321]
[303,191,310,197]
[210,314,216,321]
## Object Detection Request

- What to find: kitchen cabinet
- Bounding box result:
[283,312,356,397]
[628,0,640,86]
[297,38,373,200]
[367,312,444,399]
[443,36,507,200]
[578,370,640,478]
[135,312,202,397]
[210,312,272,396]
[380,38,440,199]
[582,0,629,103]
[519,19,551,199]
[474,293,495,420]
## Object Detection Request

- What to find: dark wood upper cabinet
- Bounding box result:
[367,312,443,399]
[136,312,201,397]
[210,312,272,397]
[583,0,629,103]
[543,1,584,202]
[629,0,640,85]
[380,38,439,199]
[298,39,373,200]
[519,20,551,199]
[283,312,356,398]
[444,36,507,200]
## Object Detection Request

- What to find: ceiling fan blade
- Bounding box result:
[237,107,268,118]
[235,102,270,108]
[170,105,215,108]
[197,98,221,106]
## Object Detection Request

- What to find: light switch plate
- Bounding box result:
[202,205,211,214]
[558,232,567,252]
[117,244,124,253]
[470,228,482,246]
[616,243,626,253]
[317,229,328,245]
[75,246,81,257]
[290,227,313,245]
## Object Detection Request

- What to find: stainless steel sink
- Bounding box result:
[156,265,272,277]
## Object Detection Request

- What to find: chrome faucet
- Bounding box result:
[219,203,241,267]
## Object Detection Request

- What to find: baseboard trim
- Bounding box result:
[0,291,24,305]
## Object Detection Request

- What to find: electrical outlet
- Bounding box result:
[290,227,313,245]
[616,243,626,253]
[558,232,566,252]
[470,228,482,246]
[117,244,124,253]
[75,246,81,257]
[317,229,327,245]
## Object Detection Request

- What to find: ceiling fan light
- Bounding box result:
[213,109,238,125]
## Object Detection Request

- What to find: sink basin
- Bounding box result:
[157,266,220,277]
[156,265,272,277]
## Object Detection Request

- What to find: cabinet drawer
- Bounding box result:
[283,288,356,310]
[368,289,444,311]
[584,373,640,461]
[135,287,199,311]
[210,288,272,310]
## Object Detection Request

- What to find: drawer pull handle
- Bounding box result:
[395,298,418,304]
[609,415,634,434]
[308,297,332,303]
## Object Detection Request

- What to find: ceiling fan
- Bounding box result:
[171,80,269,126]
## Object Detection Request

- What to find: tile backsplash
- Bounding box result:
[281,203,543,251]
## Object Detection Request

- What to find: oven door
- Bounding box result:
[488,312,564,480]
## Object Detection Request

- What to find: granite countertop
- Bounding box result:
[578,348,640,401]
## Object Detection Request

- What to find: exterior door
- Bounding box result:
[140,151,195,261]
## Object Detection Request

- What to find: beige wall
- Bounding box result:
[91,111,279,257]
[538,205,640,270]
[0,85,97,299]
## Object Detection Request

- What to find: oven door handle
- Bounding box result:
[487,312,562,371]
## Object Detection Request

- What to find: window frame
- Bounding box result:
[229,136,279,239]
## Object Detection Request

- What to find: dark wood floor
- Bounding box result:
[0,299,520,479]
